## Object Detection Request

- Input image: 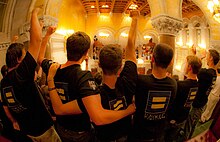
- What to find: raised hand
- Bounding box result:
[46,26,57,36]
[48,62,60,80]
[32,5,43,14]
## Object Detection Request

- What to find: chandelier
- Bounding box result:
[208,0,220,23]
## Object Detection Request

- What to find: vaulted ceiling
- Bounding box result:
[80,0,203,18]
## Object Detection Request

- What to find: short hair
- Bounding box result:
[6,43,25,68]
[186,55,202,74]
[209,49,219,65]
[99,44,123,75]
[172,74,179,81]
[152,43,174,69]
[66,31,91,61]
[1,65,8,77]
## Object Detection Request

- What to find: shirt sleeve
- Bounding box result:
[78,71,100,98]
[15,52,37,81]
[118,61,138,100]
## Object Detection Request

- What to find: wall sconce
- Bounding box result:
[198,43,206,49]
[144,35,152,39]
[120,32,128,38]
[99,32,109,38]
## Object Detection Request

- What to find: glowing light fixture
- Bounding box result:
[91,5,95,8]
[175,65,181,71]
[55,29,74,37]
[207,0,220,23]
[120,32,128,38]
[198,43,206,49]
[137,58,144,64]
[99,32,109,38]
[129,4,138,10]
[102,5,109,8]
[144,35,152,39]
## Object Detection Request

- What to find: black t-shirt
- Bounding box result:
[1,52,53,136]
[42,59,100,132]
[193,68,217,108]
[169,79,198,123]
[94,61,137,141]
[134,74,177,139]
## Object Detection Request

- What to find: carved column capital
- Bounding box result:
[151,14,183,36]
[19,15,58,42]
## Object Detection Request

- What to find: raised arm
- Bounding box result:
[28,7,43,61]
[38,26,56,65]
[125,10,139,63]
[47,63,82,115]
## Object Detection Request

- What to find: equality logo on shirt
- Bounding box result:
[55,82,69,102]
[2,86,27,113]
[184,87,198,108]
[109,96,127,111]
[144,90,171,120]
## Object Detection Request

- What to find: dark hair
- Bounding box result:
[1,65,8,77]
[209,49,219,65]
[186,55,202,74]
[153,43,174,69]
[172,74,179,81]
[66,31,91,61]
[99,44,122,75]
[6,43,25,68]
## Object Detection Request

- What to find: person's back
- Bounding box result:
[93,11,139,142]
[0,8,60,141]
[133,43,177,142]
[41,31,100,141]
[193,49,219,108]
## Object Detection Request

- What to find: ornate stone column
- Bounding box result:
[151,14,183,73]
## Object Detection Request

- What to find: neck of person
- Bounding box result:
[186,71,197,80]
[102,74,117,89]
[61,58,84,69]
[152,65,167,79]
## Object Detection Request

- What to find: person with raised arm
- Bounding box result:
[0,7,61,142]
[39,14,136,142]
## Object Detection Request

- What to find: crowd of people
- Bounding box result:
[0,7,220,142]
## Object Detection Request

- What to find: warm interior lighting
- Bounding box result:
[99,32,109,38]
[144,35,152,39]
[102,5,109,8]
[198,43,206,49]
[175,65,182,71]
[129,4,138,10]
[207,0,220,23]
[56,29,74,37]
[91,5,95,8]
[137,58,144,64]
[120,32,128,38]
[176,41,183,46]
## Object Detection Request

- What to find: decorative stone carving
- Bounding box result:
[19,15,58,42]
[0,42,10,51]
[151,14,183,36]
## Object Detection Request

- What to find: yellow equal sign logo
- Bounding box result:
[7,98,15,103]
[113,100,123,111]
[6,92,12,97]
[151,97,167,109]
